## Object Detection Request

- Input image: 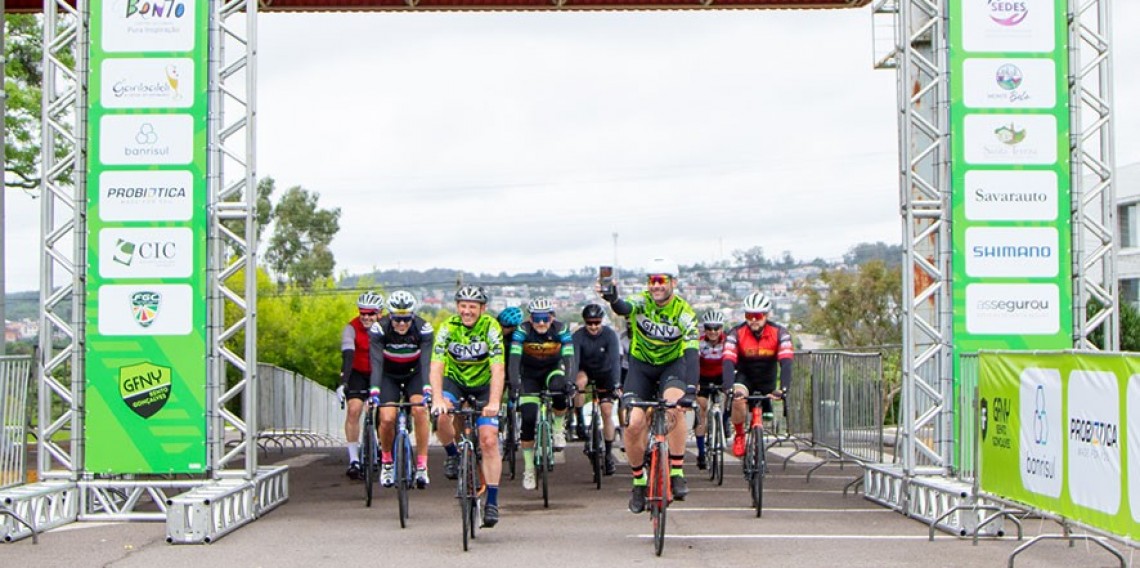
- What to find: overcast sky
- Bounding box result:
[5,4,1139,292]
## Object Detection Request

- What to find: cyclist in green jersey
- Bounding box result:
[600,257,699,514]
[428,285,506,528]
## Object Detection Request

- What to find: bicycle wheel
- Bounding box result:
[396,431,410,528]
[504,405,518,480]
[707,407,720,483]
[470,452,481,539]
[459,445,473,551]
[750,426,764,518]
[590,406,603,489]
[363,419,377,508]
[538,418,550,508]
[651,440,670,556]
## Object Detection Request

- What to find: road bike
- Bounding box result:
[442,398,485,551]
[705,390,727,486]
[521,389,557,508]
[741,392,782,518]
[500,393,520,481]
[582,385,605,490]
[380,401,418,528]
[625,396,689,556]
[361,404,380,507]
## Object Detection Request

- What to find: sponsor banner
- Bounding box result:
[99,170,194,221]
[961,0,1056,53]
[85,0,207,474]
[97,284,193,335]
[963,114,1058,165]
[965,283,1059,335]
[964,170,1058,221]
[979,353,1140,541]
[962,58,1056,109]
[965,226,1058,278]
[100,57,194,109]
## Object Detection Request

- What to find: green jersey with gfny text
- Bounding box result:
[625,291,699,366]
[431,313,505,387]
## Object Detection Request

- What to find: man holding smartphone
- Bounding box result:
[598,257,699,514]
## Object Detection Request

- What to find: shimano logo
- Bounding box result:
[1070,418,1119,448]
[975,298,1050,313]
[971,245,1052,258]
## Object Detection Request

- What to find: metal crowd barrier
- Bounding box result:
[0,355,34,491]
[256,364,344,451]
[955,353,979,482]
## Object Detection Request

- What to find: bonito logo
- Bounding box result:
[126,0,186,18]
[989,0,1028,26]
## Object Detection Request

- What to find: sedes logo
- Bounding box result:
[130,291,162,328]
[988,0,1029,26]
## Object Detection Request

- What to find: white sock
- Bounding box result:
[347,442,360,463]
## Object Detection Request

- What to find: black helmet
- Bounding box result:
[581,304,606,320]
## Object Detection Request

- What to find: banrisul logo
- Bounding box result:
[119,361,172,419]
[130,291,161,328]
[988,0,1028,26]
[126,0,187,19]
[995,64,1023,91]
[994,123,1027,145]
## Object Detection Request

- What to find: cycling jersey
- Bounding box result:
[698,332,726,380]
[722,320,794,389]
[369,315,434,386]
[572,325,621,386]
[612,292,698,367]
[431,313,505,388]
[341,317,372,374]
[508,320,575,381]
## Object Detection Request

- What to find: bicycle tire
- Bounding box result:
[363,416,377,508]
[591,405,603,489]
[651,439,670,556]
[470,450,481,539]
[538,417,550,508]
[750,426,764,517]
[505,405,518,480]
[707,407,720,483]
[459,445,473,551]
[396,430,410,528]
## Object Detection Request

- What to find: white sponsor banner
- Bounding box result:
[964,114,1058,165]
[964,170,1058,221]
[100,114,194,165]
[99,170,193,222]
[961,0,1056,54]
[1128,375,1140,523]
[98,227,193,279]
[101,58,194,109]
[965,226,1058,278]
[98,284,192,336]
[101,0,196,53]
[1019,367,1063,498]
[966,283,1060,335]
[1067,370,1121,515]
[962,58,1056,109]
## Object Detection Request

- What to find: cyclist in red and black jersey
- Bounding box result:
[695,309,727,470]
[339,291,384,480]
[722,292,794,458]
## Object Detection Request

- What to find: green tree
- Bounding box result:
[6,15,47,191]
[1086,298,1140,352]
[732,246,770,269]
[264,185,341,289]
[801,260,902,347]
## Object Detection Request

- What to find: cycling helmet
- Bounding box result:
[699,309,726,326]
[497,306,524,327]
[581,304,606,320]
[742,292,772,314]
[454,285,488,304]
[645,257,679,277]
[527,297,555,314]
[386,290,417,315]
[356,291,383,310]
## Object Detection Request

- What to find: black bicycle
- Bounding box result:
[582,386,605,489]
[500,394,520,481]
[361,404,380,507]
[741,392,781,518]
[441,399,485,551]
[624,396,688,557]
[705,390,727,486]
[380,401,418,527]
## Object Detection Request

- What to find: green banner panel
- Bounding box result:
[84,0,209,474]
[949,0,1073,355]
[979,352,1140,542]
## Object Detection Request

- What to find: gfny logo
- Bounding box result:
[112,238,177,267]
[130,290,161,328]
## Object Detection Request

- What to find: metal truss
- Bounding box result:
[209,0,261,479]
[38,0,87,483]
[1071,0,1117,350]
[895,0,952,478]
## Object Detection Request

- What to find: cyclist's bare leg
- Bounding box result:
[345,398,364,449]
[695,396,709,437]
[731,386,750,427]
[478,424,502,486]
[409,394,430,461]
[662,386,687,456]
[574,371,588,415]
[379,406,397,455]
[435,400,458,447]
[625,407,649,469]
[600,400,616,441]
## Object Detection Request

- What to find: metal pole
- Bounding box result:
[1,3,7,357]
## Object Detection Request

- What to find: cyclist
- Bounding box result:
[571,303,621,476]
[695,309,728,470]
[429,285,506,528]
[722,292,794,458]
[497,306,525,402]
[338,291,384,480]
[369,290,434,489]
[600,257,698,513]
[508,298,576,491]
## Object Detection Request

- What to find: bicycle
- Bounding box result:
[582,385,605,490]
[500,393,520,481]
[705,390,727,486]
[379,401,418,528]
[361,404,380,508]
[740,391,782,518]
[438,398,486,551]
[624,396,689,557]
[521,389,557,508]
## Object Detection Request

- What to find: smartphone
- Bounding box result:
[599,266,615,296]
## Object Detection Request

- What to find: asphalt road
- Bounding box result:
[2,439,1132,567]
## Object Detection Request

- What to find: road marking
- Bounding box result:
[670,507,892,513]
[687,487,848,494]
[629,534,954,541]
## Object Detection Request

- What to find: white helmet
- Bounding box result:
[527,297,555,314]
[742,292,772,314]
[386,290,417,315]
[699,309,725,326]
[645,257,679,277]
[356,291,384,310]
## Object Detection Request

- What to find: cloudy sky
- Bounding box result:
[5,4,1139,292]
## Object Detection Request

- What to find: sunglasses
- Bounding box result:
[647,274,671,285]
[359,310,379,317]
[704,325,723,331]
[585,320,603,327]
[391,315,413,323]
[745,312,768,321]
[531,313,553,323]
